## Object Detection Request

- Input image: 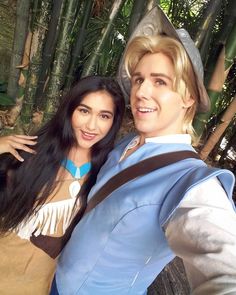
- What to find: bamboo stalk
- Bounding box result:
[194,0,222,49]
[193,23,236,137]
[64,0,93,90]
[44,0,79,118]
[7,0,30,100]
[127,1,146,38]
[4,32,32,128]
[200,96,236,160]
[144,0,160,15]
[21,0,52,125]
[34,0,64,110]
[204,0,236,86]
[82,0,126,77]
[218,125,236,165]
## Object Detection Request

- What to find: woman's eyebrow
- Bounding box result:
[79,103,114,115]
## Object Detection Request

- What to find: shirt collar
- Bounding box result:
[145,134,192,144]
[120,134,192,162]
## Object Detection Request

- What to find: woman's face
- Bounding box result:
[71,90,115,150]
[130,52,194,140]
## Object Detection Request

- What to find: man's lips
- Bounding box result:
[136,107,157,117]
[137,107,157,113]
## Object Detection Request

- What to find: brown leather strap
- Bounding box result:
[30,150,199,258]
[85,150,199,214]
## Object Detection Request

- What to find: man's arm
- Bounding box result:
[165,177,236,294]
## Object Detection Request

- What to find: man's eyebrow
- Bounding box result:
[79,103,114,115]
[131,72,141,77]
[150,73,172,81]
[131,72,172,81]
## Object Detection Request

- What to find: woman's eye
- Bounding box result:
[100,114,111,120]
[78,108,89,114]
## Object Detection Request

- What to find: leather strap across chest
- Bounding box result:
[30,150,200,258]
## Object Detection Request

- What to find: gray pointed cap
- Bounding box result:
[117,5,210,112]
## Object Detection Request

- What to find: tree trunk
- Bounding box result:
[200,96,236,160]
[7,0,30,100]
[44,0,79,119]
[193,22,236,137]
[127,1,146,38]
[64,0,93,90]
[144,0,160,15]
[34,0,64,111]
[219,126,236,165]
[82,0,126,77]
[2,31,32,130]
[21,0,52,125]
[194,0,222,49]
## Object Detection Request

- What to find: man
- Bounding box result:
[52,6,236,295]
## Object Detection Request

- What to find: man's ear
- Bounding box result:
[182,91,195,108]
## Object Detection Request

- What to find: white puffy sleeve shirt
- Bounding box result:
[165,177,236,294]
[123,134,236,294]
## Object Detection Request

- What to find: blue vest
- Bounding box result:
[55,136,235,295]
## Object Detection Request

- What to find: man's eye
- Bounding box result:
[135,78,143,84]
[155,79,166,86]
[132,77,143,85]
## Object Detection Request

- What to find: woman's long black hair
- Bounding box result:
[0,76,125,233]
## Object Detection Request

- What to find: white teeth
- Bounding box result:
[138,107,155,113]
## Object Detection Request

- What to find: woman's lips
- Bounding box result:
[81,130,97,141]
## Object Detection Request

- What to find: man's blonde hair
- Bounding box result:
[124,35,200,145]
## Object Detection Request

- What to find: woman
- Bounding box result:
[0,75,125,295]
[51,8,236,295]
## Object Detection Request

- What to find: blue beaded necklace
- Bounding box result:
[61,158,91,179]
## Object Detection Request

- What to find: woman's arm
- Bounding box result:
[0,135,37,161]
[165,177,236,294]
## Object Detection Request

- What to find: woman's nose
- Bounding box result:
[86,115,97,130]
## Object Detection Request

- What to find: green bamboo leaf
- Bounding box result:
[0,93,15,106]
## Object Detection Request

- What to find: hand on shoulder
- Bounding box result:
[0,134,37,161]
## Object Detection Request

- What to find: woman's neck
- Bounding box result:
[68,146,91,167]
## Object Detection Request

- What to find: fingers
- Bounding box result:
[0,135,38,161]
[10,140,37,155]
[14,135,38,146]
[8,147,24,162]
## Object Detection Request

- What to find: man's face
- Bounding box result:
[130,52,193,140]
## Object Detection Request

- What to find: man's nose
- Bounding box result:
[135,80,152,100]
